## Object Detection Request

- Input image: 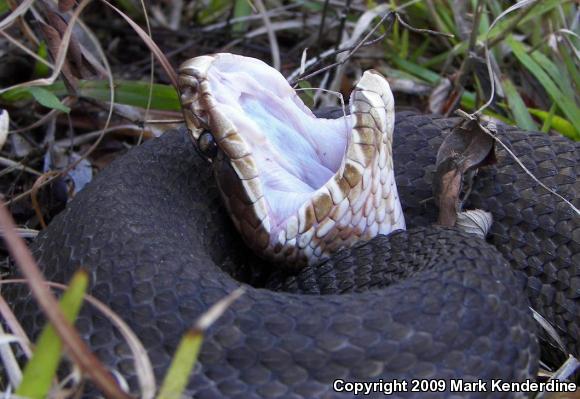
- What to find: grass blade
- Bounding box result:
[156,330,203,399]
[530,50,575,101]
[1,80,180,111]
[157,288,244,399]
[529,107,578,140]
[27,87,71,113]
[232,0,252,34]
[16,270,88,399]
[507,35,580,136]
[501,77,537,131]
[390,55,440,84]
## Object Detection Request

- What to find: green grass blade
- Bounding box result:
[530,50,575,101]
[1,80,181,111]
[198,0,229,24]
[32,42,50,78]
[410,37,431,62]
[501,77,537,131]
[400,28,409,59]
[540,103,556,133]
[16,270,88,399]
[297,80,314,108]
[157,288,243,399]
[75,81,180,111]
[390,55,440,84]
[529,107,579,140]
[156,330,203,399]
[507,35,580,136]
[27,87,71,113]
[559,43,580,90]
[232,0,252,34]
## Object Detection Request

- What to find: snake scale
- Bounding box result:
[6,54,580,398]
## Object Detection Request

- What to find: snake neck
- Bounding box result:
[178,53,405,267]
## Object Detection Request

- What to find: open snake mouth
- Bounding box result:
[179,53,405,266]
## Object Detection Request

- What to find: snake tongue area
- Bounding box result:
[179,53,405,266]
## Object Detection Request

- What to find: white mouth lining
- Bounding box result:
[207,55,354,226]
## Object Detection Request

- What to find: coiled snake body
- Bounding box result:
[8,54,580,398]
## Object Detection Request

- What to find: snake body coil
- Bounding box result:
[7,107,579,396]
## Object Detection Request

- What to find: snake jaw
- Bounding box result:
[178,53,405,266]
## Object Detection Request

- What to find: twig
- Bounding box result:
[0,324,23,387]
[444,0,485,116]
[488,1,538,49]
[395,13,454,38]
[290,11,453,86]
[0,294,33,359]
[9,97,76,134]
[0,30,54,68]
[0,203,132,398]
[254,0,280,71]
[290,11,396,86]
[0,0,35,31]
[0,156,42,177]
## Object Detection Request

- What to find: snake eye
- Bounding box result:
[197,130,218,160]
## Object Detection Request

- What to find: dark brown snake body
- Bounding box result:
[6,112,579,398]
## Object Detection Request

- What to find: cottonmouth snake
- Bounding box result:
[6,54,580,398]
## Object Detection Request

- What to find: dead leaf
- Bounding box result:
[433,116,496,226]
[38,21,78,90]
[455,209,492,238]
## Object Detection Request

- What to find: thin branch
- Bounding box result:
[290,11,453,86]
[488,1,538,49]
[395,13,454,38]
[290,11,396,86]
[444,0,485,116]
[0,30,54,68]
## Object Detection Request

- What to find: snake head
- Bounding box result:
[177,53,404,266]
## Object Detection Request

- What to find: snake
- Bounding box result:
[7,53,579,398]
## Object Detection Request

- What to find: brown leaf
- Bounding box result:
[433,117,496,226]
[58,0,75,12]
[39,3,97,80]
[37,21,78,89]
